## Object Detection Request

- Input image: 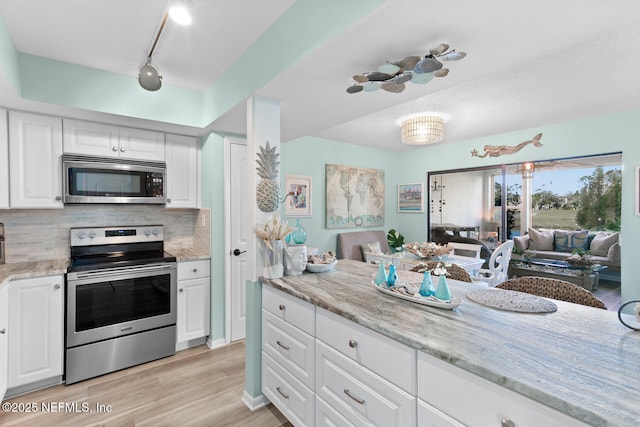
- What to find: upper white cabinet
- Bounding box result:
[165,133,199,208]
[63,118,165,161]
[7,275,64,390]
[9,111,63,209]
[0,108,8,209]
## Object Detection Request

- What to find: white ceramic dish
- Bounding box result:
[306,260,338,273]
[372,281,462,310]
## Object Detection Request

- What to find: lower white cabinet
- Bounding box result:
[0,284,8,402]
[7,275,64,390]
[417,351,588,427]
[176,260,210,350]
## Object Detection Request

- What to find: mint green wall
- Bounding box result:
[281,111,640,302]
[201,132,226,341]
[280,137,405,253]
[0,14,20,91]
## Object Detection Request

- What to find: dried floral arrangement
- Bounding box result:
[253,215,296,253]
[403,242,452,259]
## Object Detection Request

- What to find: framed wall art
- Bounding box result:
[285,175,312,217]
[398,182,424,213]
[325,164,385,228]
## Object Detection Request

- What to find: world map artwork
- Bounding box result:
[325,164,384,228]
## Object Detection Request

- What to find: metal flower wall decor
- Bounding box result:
[346,43,466,94]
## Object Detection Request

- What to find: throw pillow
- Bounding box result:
[553,230,589,252]
[590,232,619,256]
[360,241,382,259]
[513,235,529,251]
[528,228,554,251]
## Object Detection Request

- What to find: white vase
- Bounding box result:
[262,239,284,279]
[284,244,307,276]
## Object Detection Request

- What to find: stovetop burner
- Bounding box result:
[68,225,176,272]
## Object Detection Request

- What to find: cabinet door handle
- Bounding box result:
[344,389,365,405]
[192,268,198,273]
[53,284,61,290]
[179,288,184,292]
[167,198,172,203]
[348,339,357,348]
[112,146,118,152]
[120,147,126,152]
[55,196,62,201]
[276,386,289,400]
[278,304,285,311]
[276,340,290,351]
[501,419,515,427]
[0,328,6,334]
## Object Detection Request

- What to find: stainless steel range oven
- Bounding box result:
[65,225,177,384]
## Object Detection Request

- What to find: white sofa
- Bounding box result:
[513,228,620,271]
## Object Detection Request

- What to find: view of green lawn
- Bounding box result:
[510,208,581,233]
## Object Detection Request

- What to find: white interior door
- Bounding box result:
[230,141,248,341]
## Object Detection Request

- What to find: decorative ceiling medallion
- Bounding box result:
[346,43,466,94]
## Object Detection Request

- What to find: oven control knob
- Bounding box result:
[144,229,152,237]
[88,231,96,239]
[152,229,160,236]
[77,232,87,240]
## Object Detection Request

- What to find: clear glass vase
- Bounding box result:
[262,239,284,279]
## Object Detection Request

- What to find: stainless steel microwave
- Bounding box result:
[62,155,166,204]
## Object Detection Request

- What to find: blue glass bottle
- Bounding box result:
[291,218,307,244]
[387,264,398,288]
[434,275,451,301]
[375,262,388,286]
[419,272,434,297]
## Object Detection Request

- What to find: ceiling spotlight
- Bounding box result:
[168,0,193,25]
[138,58,162,91]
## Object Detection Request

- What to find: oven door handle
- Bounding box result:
[69,263,175,280]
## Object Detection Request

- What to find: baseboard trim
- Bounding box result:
[242,390,269,411]
[206,337,227,350]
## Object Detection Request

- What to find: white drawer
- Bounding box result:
[417,351,589,427]
[315,395,355,427]
[315,340,416,427]
[262,309,314,388]
[418,399,465,427]
[177,260,210,280]
[262,285,314,335]
[316,307,416,393]
[262,352,314,427]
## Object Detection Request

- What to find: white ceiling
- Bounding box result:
[0,0,639,151]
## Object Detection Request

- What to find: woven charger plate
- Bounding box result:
[467,288,557,313]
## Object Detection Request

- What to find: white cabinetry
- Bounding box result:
[7,275,64,391]
[165,133,199,208]
[262,286,315,426]
[0,284,8,402]
[63,118,165,161]
[176,260,210,350]
[8,111,63,209]
[0,108,8,209]
[417,351,588,427]
[315,308,416,427]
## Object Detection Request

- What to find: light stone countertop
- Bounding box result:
[166,248,211,262]
[261,259,640,427]
[0,259,69,288]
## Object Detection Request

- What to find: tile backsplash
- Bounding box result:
[0,206,211,262]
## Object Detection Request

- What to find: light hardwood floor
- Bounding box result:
[0,341,292,427]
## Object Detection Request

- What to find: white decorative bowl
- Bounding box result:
[306,260,338,273]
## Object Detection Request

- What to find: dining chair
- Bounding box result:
[470,240,514,286]
[410,261,472,283]
[445,242,482,259]
[496,276,607,309]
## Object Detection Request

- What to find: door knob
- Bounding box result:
[233,249,246,256]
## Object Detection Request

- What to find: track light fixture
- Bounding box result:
[138,1,193,91]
